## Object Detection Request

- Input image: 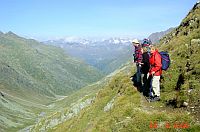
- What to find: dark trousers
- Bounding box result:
[143,74,152,97]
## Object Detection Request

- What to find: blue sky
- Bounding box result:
[0,0,197,40]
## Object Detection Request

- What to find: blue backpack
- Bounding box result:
[159,51,170,71]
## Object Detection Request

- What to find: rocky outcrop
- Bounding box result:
[33,96,95,131]
[104,96,116,112]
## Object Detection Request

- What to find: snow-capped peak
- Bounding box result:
[53,36,92,45]
[104,37,133,45]
[45,37,134,46]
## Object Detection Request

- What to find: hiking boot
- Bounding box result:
[154,96,160,101]
[150,96,160,102]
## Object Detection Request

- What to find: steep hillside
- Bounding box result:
[0,32,103,131]
[0,32,103,101]
[159,2,200,110]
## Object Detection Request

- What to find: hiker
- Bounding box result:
[142,38,152,54]
[142,38,152,47]
[140,47,150,95]
[132,39,142,87]
[149,46,162,101]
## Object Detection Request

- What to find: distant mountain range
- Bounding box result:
[44,37,133,74]
[45,37,133,46]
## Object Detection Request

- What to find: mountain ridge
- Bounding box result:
[148,27,174,44]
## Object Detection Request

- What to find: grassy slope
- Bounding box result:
[0,32,104,131]
[48,64,199,132]
[159,3,200,110]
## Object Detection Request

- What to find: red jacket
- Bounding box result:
[149,50,162,76]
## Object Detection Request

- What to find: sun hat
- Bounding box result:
[132,39,140,44]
